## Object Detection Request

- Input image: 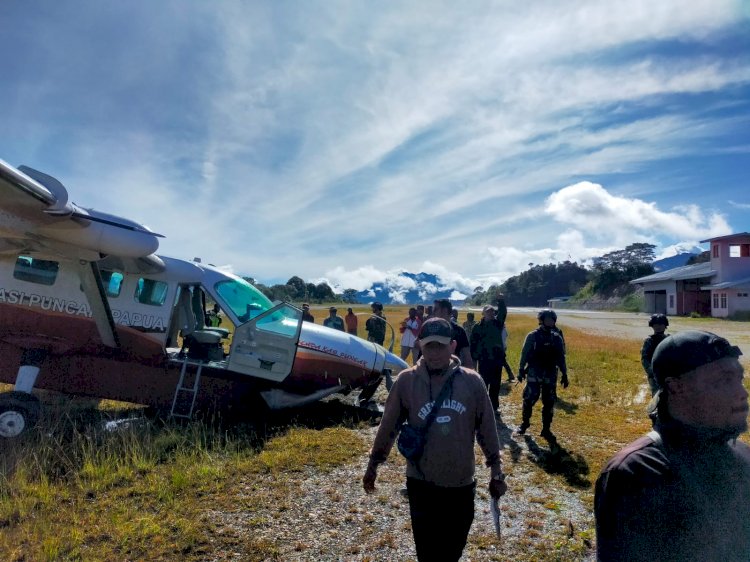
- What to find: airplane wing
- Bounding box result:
[0,158,164,349]
[0,158,161,260]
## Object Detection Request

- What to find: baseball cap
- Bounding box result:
[483,305,496,313]
[652,330,742,386]
[419,317,453,345]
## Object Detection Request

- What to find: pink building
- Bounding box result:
[631,232,750,318]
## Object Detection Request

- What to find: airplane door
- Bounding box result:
[227,303,302,382]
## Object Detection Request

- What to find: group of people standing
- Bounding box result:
[301,302,387,343]
[362,297,571,560]
[363,302,749,561]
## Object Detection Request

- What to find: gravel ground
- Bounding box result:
[504,307,750,358]
[208,310,748,560]
[210,398,595,562]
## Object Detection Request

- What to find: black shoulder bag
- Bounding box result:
[397,369,459,463]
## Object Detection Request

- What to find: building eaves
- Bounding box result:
[630,262,715,284]
[703,276,750,290]
[699,232,750,243]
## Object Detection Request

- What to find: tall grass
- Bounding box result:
[2,308,746,560]
[0,395,366,561]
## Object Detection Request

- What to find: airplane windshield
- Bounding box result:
[214,278,274,322]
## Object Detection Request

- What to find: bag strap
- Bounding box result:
[647,430,662,447]
[422,368,459,433]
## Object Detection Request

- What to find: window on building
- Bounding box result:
[13,255,59,286]
[729,244,750,258]
[135,278,169,306]
[713,293,719,308]
[669,294,674,308]
[720,293,727,309]
[100,270,124,298]
[713,244,719,258]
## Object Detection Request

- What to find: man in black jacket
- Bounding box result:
[517,309,567,440]
[470,305,507,412]
[595,331,750,561]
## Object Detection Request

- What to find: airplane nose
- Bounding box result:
[384,350,409,375]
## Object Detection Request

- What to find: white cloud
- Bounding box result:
[321,265,388,292]
[545,181,732,244]
[1,0,747,287]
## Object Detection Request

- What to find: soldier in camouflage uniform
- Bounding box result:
[517,309,568,440]
[640,313,670,396]
[365,302,387,345]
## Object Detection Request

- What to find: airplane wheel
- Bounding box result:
[0,391,41,438]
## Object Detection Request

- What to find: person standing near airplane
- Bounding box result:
[462,312,477,336]
[400,307,421,364]
[345,307,358,335]
[363,318,507,561]
[302,303,314,323]
[366,302,387,346]
[323,306,345,332]
[470,305,507,413]
[433,299,473,369]
[517,309,568,440]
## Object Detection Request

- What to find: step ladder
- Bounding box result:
[170,359,204,419]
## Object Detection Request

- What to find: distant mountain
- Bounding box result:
[355,271,468,305]
[652,246,704,272]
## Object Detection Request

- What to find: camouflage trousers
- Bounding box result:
[521,379,558,429]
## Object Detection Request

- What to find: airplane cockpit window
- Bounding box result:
[256,304,303,338]
[214,278,274,323]
[135,277,168,306]
[100,270,124,298]
[13,255,59,286]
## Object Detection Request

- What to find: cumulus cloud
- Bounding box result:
[321,266,387,292]
[482,229,613,284]
[545,181,732,244]
[319,262,482,300]
[1,1,746,288]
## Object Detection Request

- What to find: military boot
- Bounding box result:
[540,426,556,441]
[517,421,530,435]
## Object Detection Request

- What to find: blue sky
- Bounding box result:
[1,1,748,296]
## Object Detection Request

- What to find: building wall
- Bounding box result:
[710,235,750,283]
[731,289,750,315]
[641,280,673,314]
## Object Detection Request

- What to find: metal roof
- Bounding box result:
[630,262,715,284]
[703,276,750,290]
[699,232,750,243]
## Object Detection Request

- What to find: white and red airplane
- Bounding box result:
[0,158,406,438]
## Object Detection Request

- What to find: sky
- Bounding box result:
[1,1,749,297]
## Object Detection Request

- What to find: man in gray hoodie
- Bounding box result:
[363,317,507,561]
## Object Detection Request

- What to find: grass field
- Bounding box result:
[1,308,747,561]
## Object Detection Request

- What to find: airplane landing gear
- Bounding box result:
[0,391,41,438]
[356,374,384,406]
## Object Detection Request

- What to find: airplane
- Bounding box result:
[0,158,407,439]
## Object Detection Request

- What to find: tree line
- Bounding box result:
[243,275,360,304]
[466,243,658,307]
[242,243,664,307]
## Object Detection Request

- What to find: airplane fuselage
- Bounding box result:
[0,253,402,411]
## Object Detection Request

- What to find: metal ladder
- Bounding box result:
[170,359,204,419]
